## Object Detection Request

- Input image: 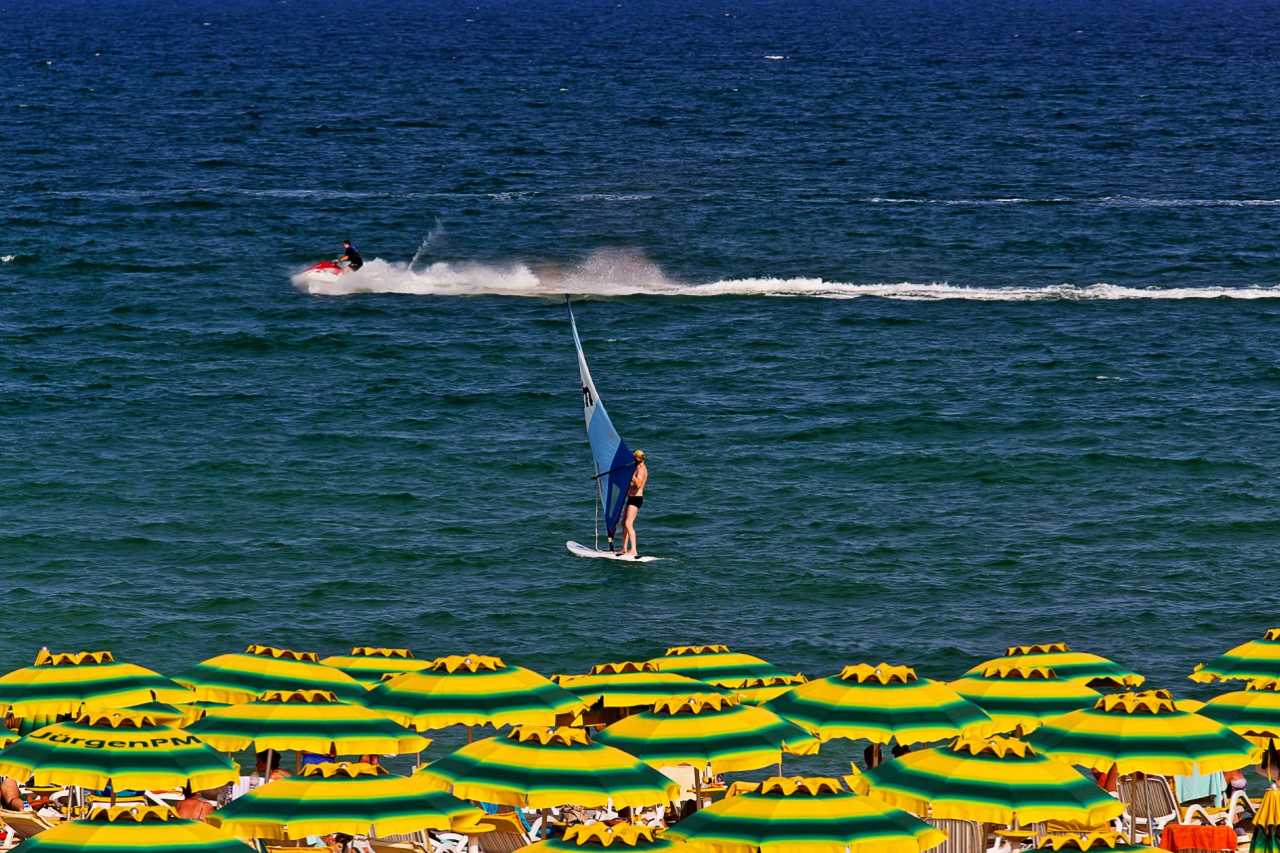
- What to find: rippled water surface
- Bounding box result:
[4,0,1280,725]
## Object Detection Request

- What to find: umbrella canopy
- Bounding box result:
[0,710,238,790]
[414,724,680,809]
[18,804,248,853]
[176,645,368,704]
[185,689,429,755]
[517,823,698,853]
[116,698,200,727]
[360,654,585,732]
[553,661,725,710]
[1197,678,1280,745]
[1028,690,1260,775]
[847,735,1125,825]
[320,647,432,688]
[1250,788,1280,853]
[594,694,820,774]
[949,663,1101,734]
[648,646,806,704]
[211,761,485,840]
[764,663,993,746]
[966,644,1144,689]
[1035,832,1161,853]
[1192,629,1280,685]
[663,775,946,853]
[0,649,193,718]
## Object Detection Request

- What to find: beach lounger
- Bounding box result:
[924,818,983,853]
[475,813,540,853]
[369,829,431,852]
[1117,775,1230,844]
[0,809,59,840]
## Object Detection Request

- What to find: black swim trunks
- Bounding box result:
[626,495,644,508]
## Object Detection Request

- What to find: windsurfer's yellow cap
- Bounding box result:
[633,449,646,461]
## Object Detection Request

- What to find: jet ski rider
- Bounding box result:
[339,240,363,271]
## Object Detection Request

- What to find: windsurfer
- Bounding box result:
[618,449,647,558]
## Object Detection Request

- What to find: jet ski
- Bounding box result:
[305,259,346,277]
[296,259,350,286]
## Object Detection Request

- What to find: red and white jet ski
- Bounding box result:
[306,259,346,276]
[296,259,351,287]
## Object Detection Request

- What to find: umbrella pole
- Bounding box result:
[1144,772,1155,846]
[694,767,702,813]
[1124,772,1136,844]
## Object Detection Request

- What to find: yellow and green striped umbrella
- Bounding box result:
[1249,788,1280,853]
[1192,629,1280,685]
[1198,678,1280,745]
[211,761,485,840]
[18,805,248,853]
[847,735,1125,825]
[0,649,194,718]
[594,694,820,774]
[414,725,680,809]
[176,645,368,705]
[553,661,725,711]
[967,644,1144,689]
[649,646,806,704]
[1028,690,1260,775]
[116,699,196,727]
[1035,832,1161,853]
[517,823,698,853]
[949,664,1101,734]
[663,776,946,853]
[763,663,993,746]
[0,710,238,790]
[320,647,432,688]
[360,654,585,732]
[185,689,429,755]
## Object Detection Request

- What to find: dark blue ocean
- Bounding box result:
[4,0,1280,741]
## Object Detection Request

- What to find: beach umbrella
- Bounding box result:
[176,645,368,704]
[1028,690,1259,775]
[117,698,197,727]
[1192,629,1280,685]
[0,649,193,719]
[360,653,585,732]
[1250,788,1280,853]
[185,688,429,755]
[414,724,680,809]
[552,661,725,712]
[211,760,486,841]
[1034,832,1161,853]
[662,775,946,853]
[847,734,1125,825]
[648,646,806,704]
[516,822,698,853]
[320,647,432,688]
[17,804,248,853]
[763,663,993,747]
[949,663,1101,735]
[594,694,819,774]
[966,644,1144,689]
[1197,678,1280,746]
[0,709,237,790]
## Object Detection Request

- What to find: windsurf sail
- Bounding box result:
[567,299,636,547]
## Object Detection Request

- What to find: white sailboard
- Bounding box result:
[566,541,660,562]
[564,299,657,562]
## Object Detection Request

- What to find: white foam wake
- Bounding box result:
[291,250,1280,301]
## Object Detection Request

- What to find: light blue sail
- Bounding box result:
[567,301,635,542]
